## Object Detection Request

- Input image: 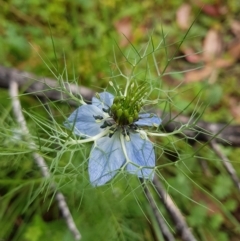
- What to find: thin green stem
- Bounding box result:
[66,128,110,145]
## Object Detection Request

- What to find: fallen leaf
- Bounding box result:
[176,4,192,30]
[181,47,203,63]
[193,0,227,16]
[229,97,240,123]
[228,41,240,60]
[203,29,223,62]
[202,4,223,16]
[114,17,132,47]
[185,65,213,83]
[214,56,235,68]
[185,55,235,83]
[230,20,240,38]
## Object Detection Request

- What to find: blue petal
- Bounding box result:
[135,113,161,127]
[88,132,125,186]
[64,105,104,137]
[92,92,114,110]
[125,133,155,179]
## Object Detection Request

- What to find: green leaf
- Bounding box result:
[212,175,232,199]
[187,205,207,227]
[23,216,43,241]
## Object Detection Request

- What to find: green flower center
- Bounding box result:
[110,83,148,126]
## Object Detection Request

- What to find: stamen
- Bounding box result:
[130,124,138,130]
[109,127,117,138]
[138,130,147,139]
[121,127,126,136]
[125,135,130,142]
[121,127,130,141]
[102,108,109,113]
[100,121,113,128]
[95,92,100,99]
[93,115,103,120]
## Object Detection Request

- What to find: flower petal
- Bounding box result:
[125,132,155,179]
[92,92,114,110]
[64,105,104,137]
[89,132,125,186]
[135,113,161,127]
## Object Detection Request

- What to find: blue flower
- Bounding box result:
[64,92,161,186]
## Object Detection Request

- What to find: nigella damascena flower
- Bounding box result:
[64,86,161,186]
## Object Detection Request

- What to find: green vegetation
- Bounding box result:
[1,1,240,241]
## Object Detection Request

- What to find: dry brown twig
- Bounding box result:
[152,177,197,241]
[210,140,240,191]
[140,179,176,241]
[1,65,240,146]
[9,80,81,241]
[0,65,94,104]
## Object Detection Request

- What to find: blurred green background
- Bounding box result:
[1,0,240,240]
